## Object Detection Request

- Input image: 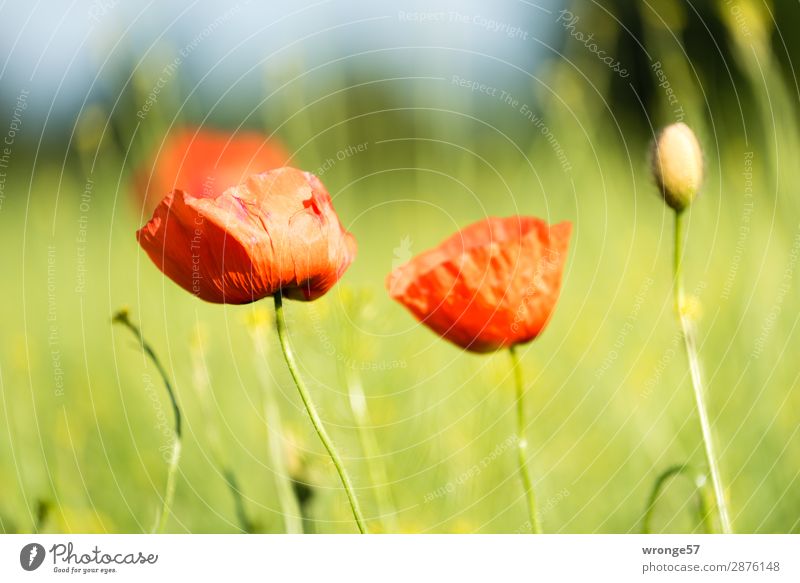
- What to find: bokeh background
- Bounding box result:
[0,0,798,533]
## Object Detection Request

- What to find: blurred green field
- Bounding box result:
[1,7,800,534]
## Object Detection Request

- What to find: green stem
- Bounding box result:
[642,464,713,534]
[273,294,367,533]
[250,320,304,534]
[222,468,255,533]
[262,386,304,534]
[156,440,181,533]
[509,346,542,534]
[673,212,732,534]
[344,364,398,532]
[190,334,255,533]
[695,477,714,534]
[113,310,182,533]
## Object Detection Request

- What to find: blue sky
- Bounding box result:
[0,0,564,128]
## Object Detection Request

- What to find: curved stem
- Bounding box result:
[113,310,182,534]
[673,212,732,534]
[509,346,542,534]
[273,294,367,533]
[642,464,713,534]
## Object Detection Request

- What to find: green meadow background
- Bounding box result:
[0,1,798,533]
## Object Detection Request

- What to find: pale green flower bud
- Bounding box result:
[651,123,703,212]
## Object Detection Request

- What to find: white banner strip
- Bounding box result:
[1,534,797,582]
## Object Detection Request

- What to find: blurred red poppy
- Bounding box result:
[137,167,356,303]
[136,127,290,216]
[387,216,571,352]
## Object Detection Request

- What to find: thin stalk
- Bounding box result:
[249,318,304,534]
[190,328,254,532]
[262,387,304,534]
[509,346,542,534]
[113,310,182,533]
[222,468,255,533]
[156,441,181,533]
[642,464,713,534]
[344,364,398,532]
[34,499,51,533]
[673,212,732,533]
[273,294,367,533]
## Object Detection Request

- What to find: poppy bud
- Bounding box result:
[651,123,703,212]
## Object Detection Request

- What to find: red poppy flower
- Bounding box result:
[136,127,290,216]
[387,216,571,352]
[137,167,356,303]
